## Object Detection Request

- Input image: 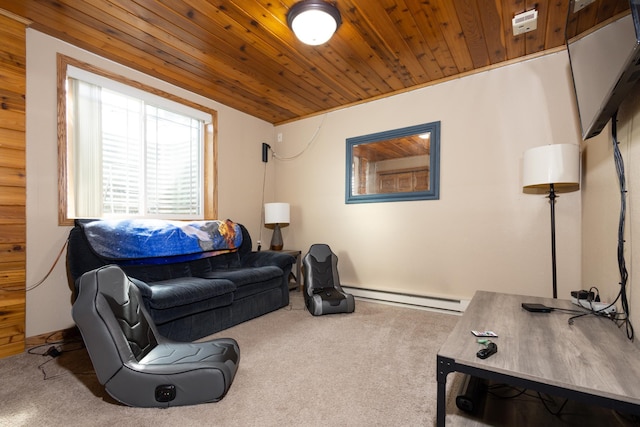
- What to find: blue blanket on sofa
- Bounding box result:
[80,219,243,263]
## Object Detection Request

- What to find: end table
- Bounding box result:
[281,249,302,291]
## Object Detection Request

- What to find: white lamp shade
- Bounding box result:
[264,203,290,224]
[522,144,580,190]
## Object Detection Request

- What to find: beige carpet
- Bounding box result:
[0,293,458,427]
[1,293,637,426]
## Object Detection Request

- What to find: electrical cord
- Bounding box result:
[258,114,326,248]
[536,392,569,416]
[549,307,587,315]
[487,383,528,399]
[1,238,69,293]
[271,113,327,161]
[488,384,569,416]
[26,331,82,357]
[26,238,69,292]
[611,112,634,340]
[568,114,635,340]
[27,335,89,380]
[257,159,268,251]
[567,287,616,324]
[259,113,326,250]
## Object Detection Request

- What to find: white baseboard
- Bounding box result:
[342,286,469,315]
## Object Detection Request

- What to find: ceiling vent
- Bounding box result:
[512,9,538,36]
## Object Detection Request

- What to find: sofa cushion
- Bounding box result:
[123,263,193,283]
[133,277,236,326]
[200,266,282,287]
[232,275,285,301]
[145,277,236,309]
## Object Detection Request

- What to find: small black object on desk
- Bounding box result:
[476,342,498,359]
[522,303,553,313]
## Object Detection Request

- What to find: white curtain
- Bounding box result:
[69,78,102,217]
[66,71,205,219]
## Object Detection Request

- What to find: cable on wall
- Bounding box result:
[610,111,634,340]
[271,113,328,161]
[0,238,69,293]
[567,113,635,340]
[257,113,327,250]
[256,158,268,251]
[26,239,69,292]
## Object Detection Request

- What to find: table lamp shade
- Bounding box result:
[264,203,290,224]
[523,144,580,189]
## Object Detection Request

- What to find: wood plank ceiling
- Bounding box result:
[0,0,630,124]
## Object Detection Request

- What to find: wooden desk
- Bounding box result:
[437,291,640,426]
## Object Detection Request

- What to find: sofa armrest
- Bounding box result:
[128,276,153,299]
[241,251,295,270]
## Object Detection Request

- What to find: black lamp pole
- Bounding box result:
[523,144,579,300]
[548,183,558,299]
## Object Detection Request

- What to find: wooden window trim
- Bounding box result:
[56,54,217,225]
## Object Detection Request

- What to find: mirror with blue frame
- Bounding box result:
[346,121,440,204]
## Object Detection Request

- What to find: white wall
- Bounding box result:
[273,51,583,301]
[582,84,640,333]
[25,30,275,337]
[24,30,587,336]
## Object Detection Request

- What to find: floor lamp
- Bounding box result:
[522,144,580,299]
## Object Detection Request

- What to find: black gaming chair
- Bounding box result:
[302,244,355,316]
[72,265,240,407]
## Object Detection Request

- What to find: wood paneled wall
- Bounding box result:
[0,11,26,358]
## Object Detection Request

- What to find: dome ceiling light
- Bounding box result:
[287,0,342,46]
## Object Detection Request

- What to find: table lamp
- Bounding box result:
[522,144,580,298]
[265,202,290,251]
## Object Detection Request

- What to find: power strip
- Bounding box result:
[571,298,616,314]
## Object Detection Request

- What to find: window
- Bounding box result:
[57,55,217,225]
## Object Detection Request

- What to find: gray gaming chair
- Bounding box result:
[72,265,240,407]
[303,244,355,316]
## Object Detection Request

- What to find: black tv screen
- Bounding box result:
[567,5,640,140]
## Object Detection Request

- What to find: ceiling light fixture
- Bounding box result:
[287,0,342,46]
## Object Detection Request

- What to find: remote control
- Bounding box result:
[476,342,498,359]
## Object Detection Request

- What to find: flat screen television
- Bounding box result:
[567,3,640,140]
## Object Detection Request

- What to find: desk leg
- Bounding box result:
[437,356,454,427]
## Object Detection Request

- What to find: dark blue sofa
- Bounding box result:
[67,219,295,342]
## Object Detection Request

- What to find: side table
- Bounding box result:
[436,291,640,425]
[281,249,302,291]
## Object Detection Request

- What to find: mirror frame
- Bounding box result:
[345,121,440,204]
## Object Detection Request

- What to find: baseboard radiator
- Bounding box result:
[341,286,469,315]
